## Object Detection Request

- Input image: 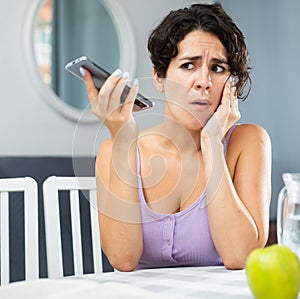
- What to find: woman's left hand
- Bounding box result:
[201,76,240,142]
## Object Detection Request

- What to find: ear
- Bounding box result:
[153,68,165,93]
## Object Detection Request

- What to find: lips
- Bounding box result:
[189,99,211,109]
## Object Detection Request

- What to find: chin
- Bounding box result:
[187,113,211,130]
[185,117,206,131]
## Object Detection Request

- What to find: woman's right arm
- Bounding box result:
[81,68,143,271]
[96,139,143,272]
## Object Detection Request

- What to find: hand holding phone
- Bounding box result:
[65,56,154,112]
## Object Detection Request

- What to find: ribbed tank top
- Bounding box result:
[135,125,238,270]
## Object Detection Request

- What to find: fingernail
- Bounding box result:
[79,67,85,76]
[228,76,233,83]
[133,79,139,87]
[113,69,122,76]
[122,71,129,79]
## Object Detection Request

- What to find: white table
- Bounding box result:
[0,266,260,299]
[0,267,253,299]
[86,266,255,298]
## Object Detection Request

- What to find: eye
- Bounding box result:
[181,62,194,70]
[211,65,226,73]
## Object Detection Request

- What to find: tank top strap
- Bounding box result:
[223,123,240,155]
[135,147,145,201]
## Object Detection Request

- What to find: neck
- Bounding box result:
[155,118,201,153]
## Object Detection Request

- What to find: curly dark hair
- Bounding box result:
[147,2,251,100]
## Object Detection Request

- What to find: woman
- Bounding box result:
[81,2,271,271]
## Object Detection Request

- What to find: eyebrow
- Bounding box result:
[178,55,228,64]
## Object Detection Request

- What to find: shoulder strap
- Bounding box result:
[135,146,144,190]
[223,123,240,154]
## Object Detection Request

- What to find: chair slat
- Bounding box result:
[89,189,102,273]
[70,189,83,276]
[24,179,39,280]
[0,192,10,285]
[43,179,64,278]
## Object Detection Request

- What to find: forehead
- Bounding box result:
[177,30,227,59]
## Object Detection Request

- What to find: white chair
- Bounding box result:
[0,177,39,285]
[42,176,103,278]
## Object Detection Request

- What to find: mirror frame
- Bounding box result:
[23,0,137,123]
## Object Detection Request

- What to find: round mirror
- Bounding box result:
[24,0,137,122]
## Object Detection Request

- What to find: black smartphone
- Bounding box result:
[65,56,154,112]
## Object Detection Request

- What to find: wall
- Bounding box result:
[1,0,300,220]
[0,0,197,157]
[220,0,300,220]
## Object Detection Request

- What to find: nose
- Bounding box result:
[193,68,212,91]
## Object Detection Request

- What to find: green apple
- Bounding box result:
[246,245,300,299]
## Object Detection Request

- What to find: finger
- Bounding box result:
[229,77,241,121]
[229,77,238,107]
[229,78,236,101]
[80,68,98,101]
[120,78,139,116]
[99,69,123,111]
[221,75,232,108]
[107,71,130,111]
[233,96,240,119]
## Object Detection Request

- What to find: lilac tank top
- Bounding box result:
[135,125,238,270]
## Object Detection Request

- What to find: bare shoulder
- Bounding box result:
[226,124,271,163]
[231,123,271,147]
[226,124,272,178]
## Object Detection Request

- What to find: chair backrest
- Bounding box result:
[0,177,39,285]
[43,176,103,278]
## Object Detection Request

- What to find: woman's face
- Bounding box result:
[161,30,231,130]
